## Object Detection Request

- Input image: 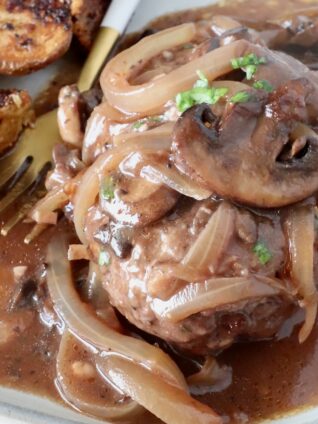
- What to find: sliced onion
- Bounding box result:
[73,129,172,244]
[67,244,90,261]
[290,123,318,140]
[211,15,242,36]
[154,263,209,284]
[151,276,290,322]
[285,205,317,343]
[187,357,232,395]
[13,266,27,283]
[113,122,174,146]
[29,188,68,225]
[182,202,235,274]
[98,101,142,123]
[272,6,318,21]
[46,237,187,390]
[101,23,248,113]
[97,355,222,424]
[56,331,142,420]
[31,211,57,225]
[141,164,212,200]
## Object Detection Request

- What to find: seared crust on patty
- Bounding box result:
[0,89,33,152]
[71,0,109,50]
[0,0,72,75]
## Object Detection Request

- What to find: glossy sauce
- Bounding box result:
[0,1,318,423]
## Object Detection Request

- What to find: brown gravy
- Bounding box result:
[0,0,318,423]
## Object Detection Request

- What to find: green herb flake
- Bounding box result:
[176,87,228,112]
[101,177,115,201]
[230,91,252,104]
[176,73,228,113]
[149,116,163,123]
[245,64,257,80]
[253,79,274,92]
[231,53,267,80]
[99,251,111,267]
[176,92,194,113]
[132,120,145,129]
[183,43,194,50]
[231,53,266,69]
[194,70,209,88]
[132,116,163,129]
[253,241,272,265]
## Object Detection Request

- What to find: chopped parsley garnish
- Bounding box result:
[194,70,209,88]
[231,53,267,80]
[132,120,144,129]
[230,91,252,103]
[101,176,115,201]
[99,251,111,267]
[253,241,272,265]
[183,43,194,50]
[176,70,228,113]
[253,79,273,92]
[132,116,163,129]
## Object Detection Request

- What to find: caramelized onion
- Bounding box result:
[290,122,318,140]
[101,23,248,113]
[285,205,317,343]
[182,202,235,274]
[29,188,68,225]
[57,331,142,420]
[67,244,90,261]
[154,263,209,284]
[141,164,212,200]
[73,130,172,243]
[46,237,187,390]
[272,6,318,21]
[98,101,142,123]
[98,355,222,424]
[151,276,290,322]
[187,357,232,395]
[113,122,173,146]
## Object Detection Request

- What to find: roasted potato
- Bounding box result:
[0,0,72,75]
[0,89,33,152]
[71,0,109,50]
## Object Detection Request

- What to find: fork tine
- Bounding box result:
[0,188,41,236]
[0,155,32,189]
[1,206,29,236]
[24,223,49,244]
[0,169,36,214]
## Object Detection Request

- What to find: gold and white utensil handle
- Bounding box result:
[77,0,141,92]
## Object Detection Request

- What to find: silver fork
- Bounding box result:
[0,0,140,240]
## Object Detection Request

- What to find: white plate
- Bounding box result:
[0,0,317,423]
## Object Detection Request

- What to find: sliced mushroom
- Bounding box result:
[58,85,84,147]
[172,79,318,208]
[100,173,179,227]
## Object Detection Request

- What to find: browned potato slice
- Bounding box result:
[71,0,109,50]
[0,89,33,152]
[0,0,72,75]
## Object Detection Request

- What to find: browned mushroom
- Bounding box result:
[172,79,318,208]
[100,174,179,227]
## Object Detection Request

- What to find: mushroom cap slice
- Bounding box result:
[172,80,318,208]
[101,174,179,227]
